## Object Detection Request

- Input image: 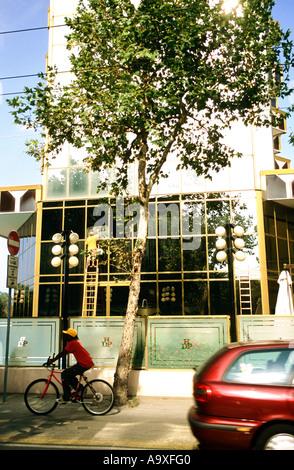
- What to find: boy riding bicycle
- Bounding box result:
[47,328,94,403]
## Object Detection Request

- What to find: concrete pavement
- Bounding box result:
[0,394,198,451]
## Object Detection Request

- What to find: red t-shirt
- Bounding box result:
[65,340,94,368]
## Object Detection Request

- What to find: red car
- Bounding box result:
[188,340,294,450]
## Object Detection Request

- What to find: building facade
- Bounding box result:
[2,1,294,381]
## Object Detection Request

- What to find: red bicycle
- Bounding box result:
[24,356,114,416]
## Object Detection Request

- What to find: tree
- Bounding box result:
[8,0,293,404]
[0,292,8,317]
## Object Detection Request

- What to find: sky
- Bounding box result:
[0,0,294,292]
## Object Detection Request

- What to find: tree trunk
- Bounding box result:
[113,198,149,405]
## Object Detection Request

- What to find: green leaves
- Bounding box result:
[7,0,294,197]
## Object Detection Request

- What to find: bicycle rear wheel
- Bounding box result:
[24,379,59,415]
[82,379,114,415]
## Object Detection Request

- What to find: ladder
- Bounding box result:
[82,263,99,316]
[239,273,252,315]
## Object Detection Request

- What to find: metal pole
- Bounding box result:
[226,223,237,342]
[61,230,69,369]
[3,288,12,403]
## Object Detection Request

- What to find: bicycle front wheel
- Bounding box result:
[24,379,59,415]
[82,379,114,416]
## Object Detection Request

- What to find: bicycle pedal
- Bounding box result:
[56,398,70,404]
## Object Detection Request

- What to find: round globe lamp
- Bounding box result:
[69,232,79,244]
[215,226,226,237]
[233,225,244,237]
[216,238,227,250]
[51,256,62,268]
[52,245,62,256]
[69,256,79,268]
[216,251,227,262]
[52,233,62,244]
[235,251,246,262]
[234,238,245,250]
[69,244,79,255]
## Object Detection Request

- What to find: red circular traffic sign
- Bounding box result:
[8,231,20,256]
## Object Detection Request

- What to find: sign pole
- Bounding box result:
[2,288,12,404]
[2,231,19,403]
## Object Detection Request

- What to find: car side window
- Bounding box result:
[223,349,294,385]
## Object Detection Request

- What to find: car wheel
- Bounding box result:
[254,425,294,450]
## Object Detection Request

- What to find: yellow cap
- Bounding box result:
[62,328,77,337]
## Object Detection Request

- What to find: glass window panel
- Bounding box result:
[290,241,294,264]
[157,202,180,238]
[181,200,205,236]
[41,209,63,240]
[28,285,34,317]
[38,284,60,317]
[138,282,157,314]
[263,202,275,236]
[40,243,61,275]
[251,280,262,315]
[229,156,255,190]
[51,144,69,167]
[95,285,107,315]
[288,209,294,241]
[29,247,36,280]
[268,278,279,314]
[68,167,89,198]
[183,236,206,271]
[184,281,208,315]
[110,285,129,315]
[108,240,132,276]
[209,280,230,315]
[147,202,156,238]
[70,146,86,165]
[276,205,287,238]
[180,169,205,193]
[225,123,253,155]
[265,236,278,271]
[232,195,257,234]
[205,168,230,192]
[65,200,85,206]
[64,207,85,239]
[89,200,114,238]
[158,238,181,272]
[141,239,156,273]
[90,169,111,196]
[278,238,289,269]
[46,169,67,199]
[126,164,135,195]
[159,282,182,315]
[13,288,29,317]
[206,198,231,234]
[68,284,83,316]
[157,161,181,194]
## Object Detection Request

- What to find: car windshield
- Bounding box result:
[223,348,294,386]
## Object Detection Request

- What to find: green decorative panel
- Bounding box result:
[0,316,230,369]
[0,318,59,366]
[70,317,145,368]
[148,316,229,369]
[238,315,294,341]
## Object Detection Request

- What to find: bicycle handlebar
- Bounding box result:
[42,354,56,368]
